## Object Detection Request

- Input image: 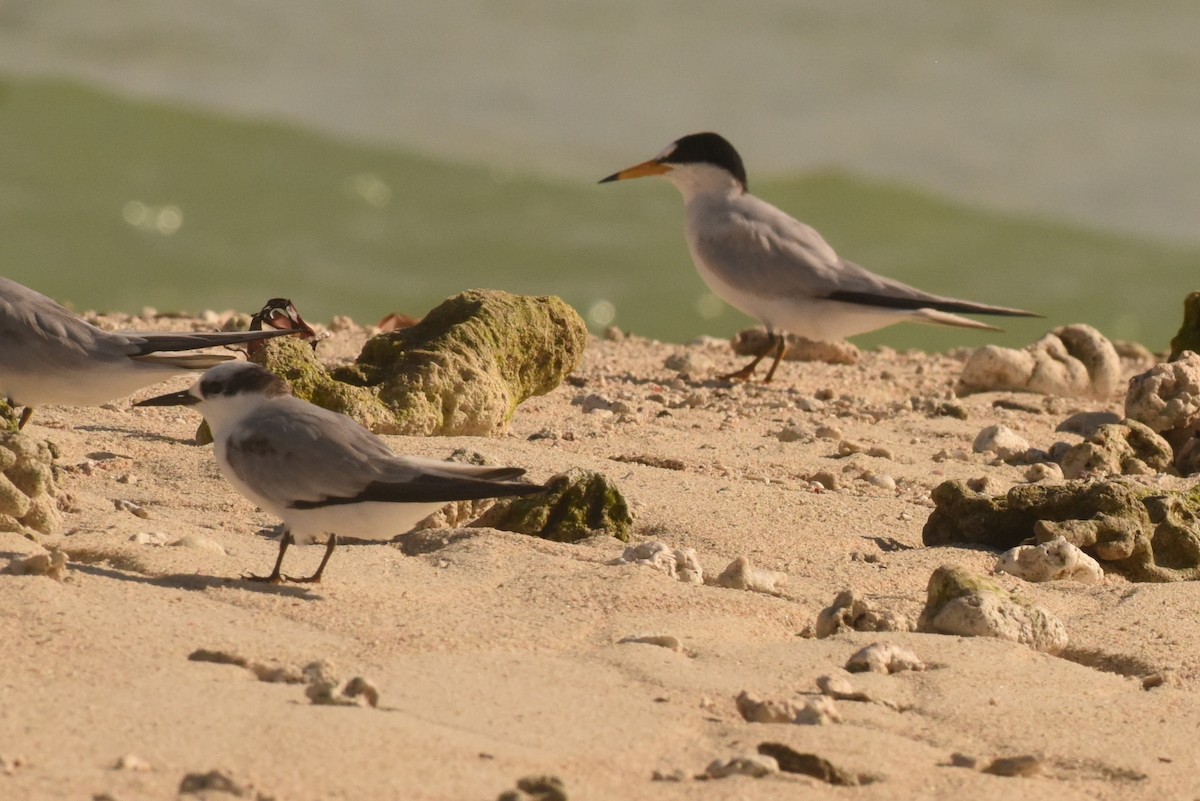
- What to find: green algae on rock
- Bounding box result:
[1060,419,1173,479]
[0,400,20,433]
[250,336,394,430]
[472,468,632,543]
[0,432,61,539]
[918,564,1068,653]
[246,290,586,437]
[924,478,1200,582]
[337,290,587,436]
[1168,291,1200,361]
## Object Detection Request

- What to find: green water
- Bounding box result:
[1,78,1196,352]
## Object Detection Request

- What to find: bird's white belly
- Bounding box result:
[1,360,180,407]
[282,501,447,544]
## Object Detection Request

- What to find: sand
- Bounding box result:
[4,318,1200,801]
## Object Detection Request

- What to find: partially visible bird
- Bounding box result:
[138,361,544,583]
[248,297,325,355]
[0,277,291,427]
[600,132,1040,381]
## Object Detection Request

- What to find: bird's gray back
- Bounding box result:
[0,279,136,384]
[687,194,850,300]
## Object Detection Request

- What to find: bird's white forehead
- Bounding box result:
[654,142,678,161]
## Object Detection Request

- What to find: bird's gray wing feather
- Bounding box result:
[695,199,1036,317]
[224,400,537,509]
[0,278,132,371]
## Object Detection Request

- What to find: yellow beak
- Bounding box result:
[599,159,672,183]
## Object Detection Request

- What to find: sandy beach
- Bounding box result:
[4,312,1200,801]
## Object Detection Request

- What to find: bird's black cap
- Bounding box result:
[660,132,748,189]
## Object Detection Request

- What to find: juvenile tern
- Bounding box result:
[600,132,1040,381]
[138,361,543,583]
[0,277,291,427]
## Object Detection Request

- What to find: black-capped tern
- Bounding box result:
[138,362,543,583]
[600,132,1040,381]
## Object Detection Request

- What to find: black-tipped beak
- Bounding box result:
[598,159,672,184]
[136,389,201,407]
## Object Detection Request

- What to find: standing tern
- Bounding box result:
[0,277,292,427]
[600,132,1040,382]
[138,361,543,583]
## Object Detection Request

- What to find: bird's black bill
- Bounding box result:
[598,171,622,184]
[135,389,201,407]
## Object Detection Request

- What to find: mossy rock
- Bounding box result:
[923,478,1200,582]
[0,400,20,433]
[335,289,587,435]
[0,432,60,539]
[1169,291,1200,361]
[252,337,394,430]
[918,564,1068,653]
[472,469,632,543]
[245,290,586,437]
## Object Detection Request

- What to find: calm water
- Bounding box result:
[0,2,1197,350]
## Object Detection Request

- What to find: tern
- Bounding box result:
[600,132,1040,381]
[0,277,292,427]
[138,361,543,583]
[244,297,327,357]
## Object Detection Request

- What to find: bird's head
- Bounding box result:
[136,362,291,430]
[600,132,748,199]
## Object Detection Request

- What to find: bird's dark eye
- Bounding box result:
[201,379,225,397]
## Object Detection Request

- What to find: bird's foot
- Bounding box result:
[241,571,285,584]
[718,365,758,382]
[282,572,324,584]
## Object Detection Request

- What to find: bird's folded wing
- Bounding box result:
[707,205,1037,318]
[0,285,119,368]
[223,401,537,510]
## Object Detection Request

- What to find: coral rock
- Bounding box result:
[4,547,68,580]
[972,425,1030,462]
[1059,420,1173,479]
[713,556,785,594]
[1023,463,1064,483]
[814,590,914,637]
[474,468,631,543]
[608,541,703,583]
[845,642,926,674]
[1168,291,1200,361]
[925,478,1200,582]
[1125,351,1200,434]
[0,432,61,540]
[251,290,587,436]
[1125,352,1200,475]
[918,565,1068,654]
[736,691,802,724]
[995,537,1104,584]
[958,324,1120,399]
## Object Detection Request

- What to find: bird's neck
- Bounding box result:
[665,165,746,206]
